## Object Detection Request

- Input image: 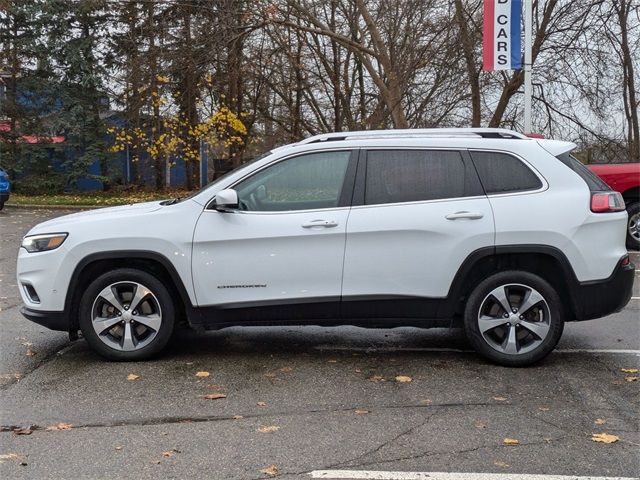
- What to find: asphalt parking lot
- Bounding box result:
[1,207,639,479]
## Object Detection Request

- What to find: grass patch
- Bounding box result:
[11,189,197,207]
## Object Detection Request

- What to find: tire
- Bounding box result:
[79,268,175,361]
[0,201,4,211]
[626,201,640,251]
[463,271,564,367]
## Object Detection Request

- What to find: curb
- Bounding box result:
[4,203,100,210]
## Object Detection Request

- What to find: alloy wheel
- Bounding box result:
[477,283,551,355]
[91,281,162,351]
[629,212,640,241]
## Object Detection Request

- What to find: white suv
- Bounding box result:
[17,129,635,366]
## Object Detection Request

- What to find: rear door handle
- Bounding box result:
[445,211,484,220]
[302,219,339,228]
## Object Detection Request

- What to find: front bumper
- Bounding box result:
[21,307,69,331]
[572,259,635,320]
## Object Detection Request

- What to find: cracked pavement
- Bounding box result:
[0,207,639,479]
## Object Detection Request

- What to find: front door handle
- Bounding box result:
[302,219,339,228]
[445,211,484,220]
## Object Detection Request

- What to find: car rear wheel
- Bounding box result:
[464,271,564,367]
[79,268,175,361]
[626,201,640,250]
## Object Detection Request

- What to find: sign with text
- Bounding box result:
[483,0,522,71]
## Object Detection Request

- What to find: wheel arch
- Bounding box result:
[65,251,199,335]
[444,246,580,320]
[622,186,640,204]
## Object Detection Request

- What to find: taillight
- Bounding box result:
[621,255,630,266]
[591,192,625,213]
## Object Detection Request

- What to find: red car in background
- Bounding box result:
[588,163,640,250]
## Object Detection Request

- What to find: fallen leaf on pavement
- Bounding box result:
[592,433,619,443]
[257,425,280,433]
[203,393,226,400]
[0,453,25,464]
[538,407,550,411]
[395,375,412,383]
[162,448,181,457]
[257,401,267,407]
[127,373,140,381]
[621,368,639,374]
[232,415,244,420]
[369,375,385,383]
[115,446,124,450]
[503,438,519,445]
[624,376,638,382]
[261,464,278,476]
[279,367,292,373]
[45,422,73,431]
[420,399,432,405]
[355,368,362,373]
[354,409,369,415]
[264,372,277,379]
[195,371,210,378]
[25,347,36,357]
[327,359,337,363]
[475,421,487,429]
[0,373,22,380]
[494,461,510,468]
[493,396,508,401]
[13,428,33,436]
[595,418,607,425]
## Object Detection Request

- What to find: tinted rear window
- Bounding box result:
[470,151,542,194]
[365,150,468,205]
[555,153,609,192]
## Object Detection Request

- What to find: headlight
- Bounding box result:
[21,233,68,253]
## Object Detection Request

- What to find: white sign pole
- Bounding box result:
[523,0,533,133]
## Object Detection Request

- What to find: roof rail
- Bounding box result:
[298,128,528,144]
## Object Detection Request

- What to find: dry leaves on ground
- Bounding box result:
[595,418,607,425]
[475,421,487,429]
[279,367,292,373]
[126,373,140,381]
[538,407,550,411]
[257,425,280,433]
[13,428,33,436]
[503,438,520,445]
[261,464,278,477]
[0,453,26,465]
[621,368,639,374]
[327,359,338,363]
[203,393,227,400]
[493,396,508,401]
[369,375,385,383]
[46,422,73,431]
[624,376,638,382]
[195,371,210,378]
[420,399,432,405]
[232,415,244,420]
[592,433,619,444]
[395,375,412,383]
[354,409,369,415]
[257,401,267,407]
[162,448,181,457]
[264,372,277,379]
[494,461,510,468]
[0,373,22,380]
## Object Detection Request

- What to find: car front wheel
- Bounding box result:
[464,271,564,367]
[79,268,175,361]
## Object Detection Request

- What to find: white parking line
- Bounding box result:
[315,346,640,355]
[309,471,638,480]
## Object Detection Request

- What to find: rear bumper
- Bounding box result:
[572,260,635,320]
[21,307,69,332]
[0,192,9,202]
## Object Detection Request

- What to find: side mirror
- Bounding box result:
[214,188,239,211]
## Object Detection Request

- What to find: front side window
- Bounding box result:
[471,151,543,194]
[234,151,351,211]
[365,150,468,205]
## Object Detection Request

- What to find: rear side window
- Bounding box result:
[364,150,470,205]
[470,151,542,194]
[555,153,609,192]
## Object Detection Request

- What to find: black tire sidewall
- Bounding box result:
[464,271,564,367]
[626,201,640,250]
[79,268,175,361]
